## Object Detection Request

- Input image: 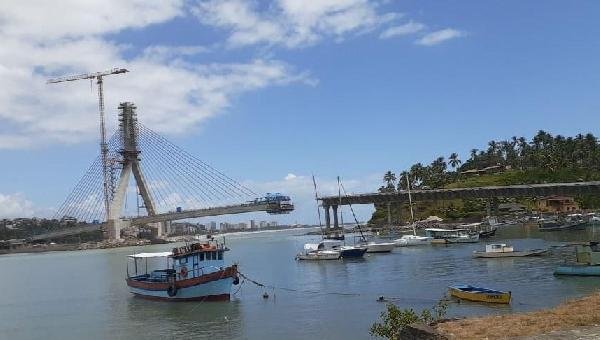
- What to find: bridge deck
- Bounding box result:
[319,181,600,206]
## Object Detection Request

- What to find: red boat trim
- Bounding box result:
[126,265,237,291]
[132,293,230,302]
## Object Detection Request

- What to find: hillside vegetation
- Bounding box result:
[370,130,600,224]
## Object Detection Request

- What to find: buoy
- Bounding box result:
[262,292,269,299]
[377,296,385,302]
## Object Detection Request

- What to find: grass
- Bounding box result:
[436,292,600,339]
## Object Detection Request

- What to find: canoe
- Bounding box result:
[473,248,548,258]
[554,265,600,276]
[449,285,511,304]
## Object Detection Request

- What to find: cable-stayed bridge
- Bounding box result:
[44,102,293,241]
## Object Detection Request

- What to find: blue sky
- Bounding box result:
[0,1,599,224]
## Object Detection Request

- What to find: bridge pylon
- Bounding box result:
[107,102,158,239]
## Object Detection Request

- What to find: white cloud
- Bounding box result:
[379,21,425,39]
[416,28,465,46]
[193,0,400,48]
[0,193,35,218]
[0,1,313,149]
[0,0,184,41]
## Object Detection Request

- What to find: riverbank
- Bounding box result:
[436,292,600,339]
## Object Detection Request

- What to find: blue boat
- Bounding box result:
[554,265,600,276]
[126,238,239,301]
[554,242,600,276]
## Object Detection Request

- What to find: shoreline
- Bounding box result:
[0,227,318,256]
[435,292,600,339]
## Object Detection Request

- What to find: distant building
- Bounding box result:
[250,220,256,229]
[269,221,278,227]
[209,221,217,231]
[536,196,579,213]
[259,221,268,229]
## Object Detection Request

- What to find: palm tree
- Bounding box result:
[383,171,396,191]
[448,152,461,170]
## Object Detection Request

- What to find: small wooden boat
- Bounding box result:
[394,234,432,247]
[363,241,396,253]
[538,215,587,231]
[473,243,548,258]
[449,285,511,304]
[554,242,600,276]
[554,265,600,276]
[295,250,341,260]
[478,228,497,238]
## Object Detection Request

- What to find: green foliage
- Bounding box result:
[370,300,448,339]
[371,131,600,223]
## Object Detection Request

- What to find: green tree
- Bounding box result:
[448,152,461,170]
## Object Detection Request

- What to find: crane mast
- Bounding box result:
[47,68,129,221]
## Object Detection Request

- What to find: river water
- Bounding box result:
[1,225,599,339]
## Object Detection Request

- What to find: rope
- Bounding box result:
[238,271,360,297]
[237,271,445,304]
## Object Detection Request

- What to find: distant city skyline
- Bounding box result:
[1,1,599,224]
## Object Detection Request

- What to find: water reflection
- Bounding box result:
[123,297,243,339]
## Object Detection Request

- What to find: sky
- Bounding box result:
[0,1,599,224]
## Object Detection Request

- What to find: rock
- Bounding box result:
[400,323,449,340]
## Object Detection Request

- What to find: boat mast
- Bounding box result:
[312,175,325,238]
[406,174,416,236]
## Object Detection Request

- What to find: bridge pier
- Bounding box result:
[107,218,131,240]
[333,205,339,229]
[324,205,331,228]
[386,202,392,227]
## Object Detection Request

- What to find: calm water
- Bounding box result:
[1,225,600,339]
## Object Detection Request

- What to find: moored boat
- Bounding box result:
[425,228,479,244]
[126,239,239,301]
[539,215,587,231]
[473,243,548,258]
[554,242,600,276]
[295,242,342,260]
[448,284,511,304]
[394,234,432,247]
[361,241,396,253]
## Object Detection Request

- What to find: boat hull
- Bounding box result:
[126,266,237,301]
[366,243,395,253]
[554,265,600,276]
[340,247,367,258]
[394,236,432,247]
[539,221,586,231]
[296,251,340,260]
[449,285,511,304]
[473,249,548,258]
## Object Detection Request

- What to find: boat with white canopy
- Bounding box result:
[126,238,239,301]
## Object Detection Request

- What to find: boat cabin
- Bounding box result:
[127,241,227,283]
[575,242,600,265]
[485,243,514,253]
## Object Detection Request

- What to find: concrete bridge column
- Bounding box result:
[324,205,331,229]
[332,205,339,229]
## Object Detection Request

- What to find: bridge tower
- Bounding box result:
[106,102,159,239]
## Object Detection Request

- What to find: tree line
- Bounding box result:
[380,130,600,192]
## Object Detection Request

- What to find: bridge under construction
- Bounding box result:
[44,102,293,241]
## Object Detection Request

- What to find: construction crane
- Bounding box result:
[47,67,129,221]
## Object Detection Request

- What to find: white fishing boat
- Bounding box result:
[395,234,433,246]
[362,241,396,253]
[472,243,548,258]
[295,243,341,261]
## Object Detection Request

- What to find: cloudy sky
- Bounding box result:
[1,1,599,224]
